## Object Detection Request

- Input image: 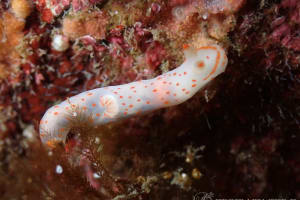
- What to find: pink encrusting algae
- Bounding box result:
[39,45,228,147]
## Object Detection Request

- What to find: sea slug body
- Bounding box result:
[39,45,228,147]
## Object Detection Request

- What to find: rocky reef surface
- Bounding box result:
[0,0,299,199]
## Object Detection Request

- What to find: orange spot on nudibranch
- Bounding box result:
[88,93,93,96]
[184,72,187,75]
[153,89,157,92]
[146,101,150,104]
[185,91,190,94]
[122,103,126,106]
[144,85,148,88]
[173,72,177,76]
[137,99,141,102]
[176,83,180,86]
[192,79,197,82]
[197,60,205,68]
[166,91,170,94]
[54,112,59,115]
[173,93,177,96]
[182,44,189,49]
[120,96,123,99]
[54,105,59,108]
[130,86,135,89]
[192,84,197,87]
[128,96,132,99]
[182,88,186,92]
[196,46,221,81]
[96,113,100,117]
[83,106,87,111]
[129,104,134,108]
[164,101,169,105]
[92,103,96,107]
[45,120,48,124]
[81,98,85,101]
[124,112,127,115]
[203,50,221,80]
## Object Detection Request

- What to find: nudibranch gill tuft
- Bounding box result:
[39,44,228,148]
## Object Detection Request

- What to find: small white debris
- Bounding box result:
[94,137,100,144]
[181,173,187,179]
[51,34,69,52]
[202,13,209,20]
[93,173,101,179]
[22,125,36,142]
[55,165,63,174]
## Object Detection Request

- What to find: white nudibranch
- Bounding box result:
[39,44,228,148]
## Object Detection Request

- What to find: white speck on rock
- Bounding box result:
[22,125,36,142]
[51,34,69,52]
[56,165,63,174]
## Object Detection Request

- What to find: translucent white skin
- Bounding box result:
[39,45,228,147]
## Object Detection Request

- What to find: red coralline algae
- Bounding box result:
[269,0,300,51]
[145,41,166,70]
[168,0,189,7]
[108,26,130,50]
[34,0,104,21]
[72,0,104,12]
[133,23,153,52]
[151,2,161,14]
[34,0,54,22]
[288,37,300,51]
[271,23,291,42]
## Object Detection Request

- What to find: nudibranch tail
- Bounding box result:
[39,44,228,148]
